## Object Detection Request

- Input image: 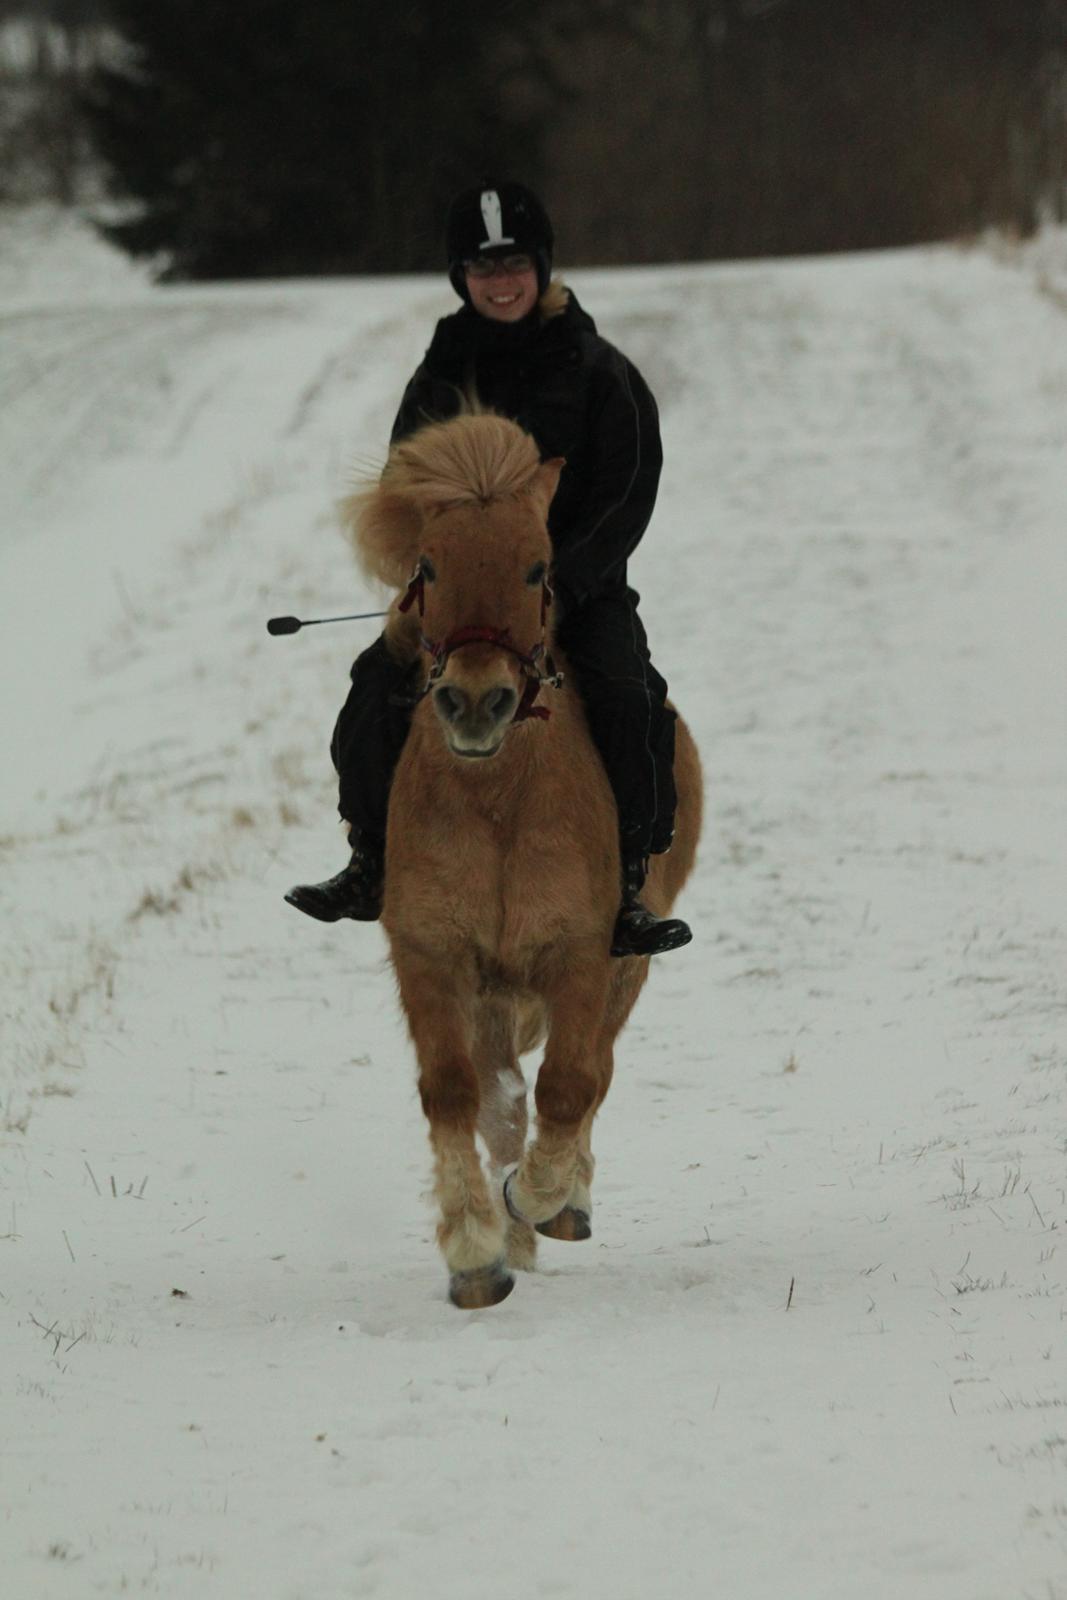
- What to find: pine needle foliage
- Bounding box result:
[83,0,546,280]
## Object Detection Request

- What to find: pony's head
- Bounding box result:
[347,414,563,759]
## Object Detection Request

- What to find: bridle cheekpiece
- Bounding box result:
[397,566,563,722]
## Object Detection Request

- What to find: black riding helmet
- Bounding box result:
[446,183,554,301]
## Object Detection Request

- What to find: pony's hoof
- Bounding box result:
[536,1206,592,1242]
[448,1259,515,1310]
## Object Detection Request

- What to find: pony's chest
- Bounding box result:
[385,712,617,966]
[438,816,562,921]
[386,809,597,961]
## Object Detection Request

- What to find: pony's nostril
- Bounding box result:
[483,687,518,721]
[433,685,467,722]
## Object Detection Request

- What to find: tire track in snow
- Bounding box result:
[0,299,292,540]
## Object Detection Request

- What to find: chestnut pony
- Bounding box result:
[344,413,702,1308]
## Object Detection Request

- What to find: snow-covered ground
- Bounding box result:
[2,206,1066,1600]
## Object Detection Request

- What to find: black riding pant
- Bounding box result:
[330,587,677,859]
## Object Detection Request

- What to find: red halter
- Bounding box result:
[397,568,562,722]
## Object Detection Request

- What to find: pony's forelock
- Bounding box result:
[388,412,542,508]
[341,414,544,588]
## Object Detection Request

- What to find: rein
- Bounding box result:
[398,569,564,722]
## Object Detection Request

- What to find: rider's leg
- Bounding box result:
[554,587,691,959]
[285,635,414,923]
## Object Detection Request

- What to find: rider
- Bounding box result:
[286,181,691,959]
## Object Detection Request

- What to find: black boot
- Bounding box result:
[610,851,692,959]
[284,832,384,923]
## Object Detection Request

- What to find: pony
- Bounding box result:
[343,412,702,1308]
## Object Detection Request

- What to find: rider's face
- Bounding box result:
[464,257,540,323]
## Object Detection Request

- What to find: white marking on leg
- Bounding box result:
[432,1134,505,1273]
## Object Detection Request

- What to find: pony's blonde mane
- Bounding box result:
[344,412,543,589]
[386,411,541,506]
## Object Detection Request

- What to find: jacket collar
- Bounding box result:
[428,283,597,374]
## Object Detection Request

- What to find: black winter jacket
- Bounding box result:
[390,290,662,607]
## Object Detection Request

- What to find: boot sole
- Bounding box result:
[283,892,379,923]
[610,924,693,959]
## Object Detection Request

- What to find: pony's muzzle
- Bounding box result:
[432,682,519,755]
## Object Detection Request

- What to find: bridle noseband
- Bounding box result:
[397,567,564,723]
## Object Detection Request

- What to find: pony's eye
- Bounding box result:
[526,561,547,586]
[419,556,437,582]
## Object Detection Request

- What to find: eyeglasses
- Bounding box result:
[463,253,535,279]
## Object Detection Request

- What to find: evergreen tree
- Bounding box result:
[84,1,546,279]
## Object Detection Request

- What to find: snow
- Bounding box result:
[2,204,1066,1599]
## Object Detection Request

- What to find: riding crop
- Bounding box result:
[266,609,388,636]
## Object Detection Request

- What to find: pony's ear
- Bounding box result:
[526,457,565,521]
[339,486,424,589]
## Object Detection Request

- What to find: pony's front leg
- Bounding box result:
[505,960,610,1231]
[533,1099,598,1242]
[393,948,512,1309]
[472,998,537,1273]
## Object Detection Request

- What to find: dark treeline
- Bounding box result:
[4,0,1066,276]
[81,1,552,278]
[554,0,1067,262]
